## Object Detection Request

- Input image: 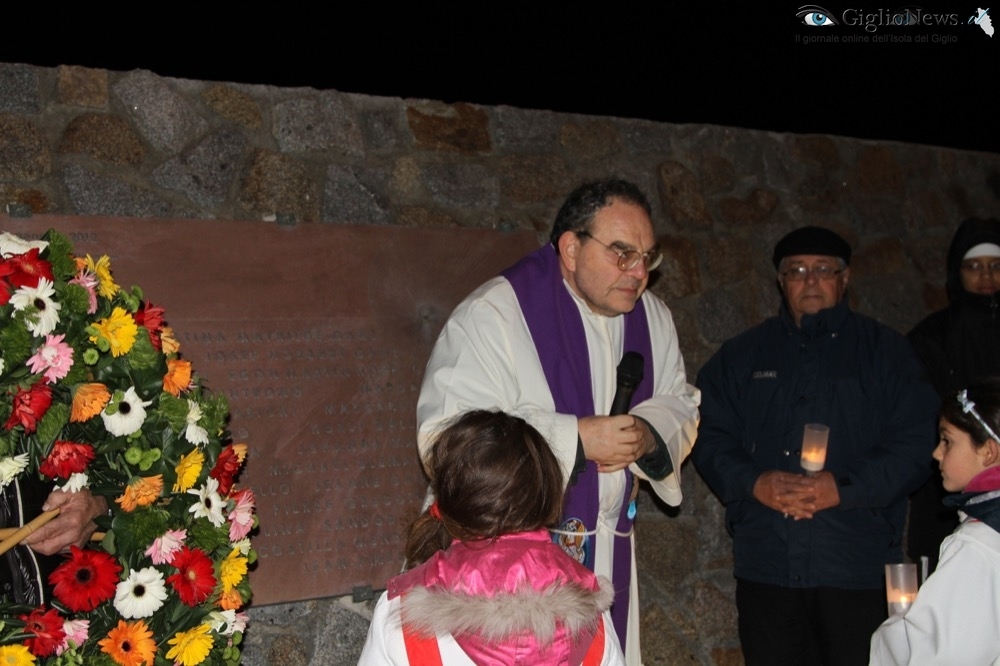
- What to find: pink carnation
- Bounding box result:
[57,618,89,655]
[228,488,255,541]
[26,334,74,384]
[144,528,186,565]
[69,271,99,314]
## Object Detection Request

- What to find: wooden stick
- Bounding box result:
[0,526,105,542]
[0,509,60,556]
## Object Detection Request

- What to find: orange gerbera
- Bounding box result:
[115,475,164,512]
[231,442,248,463]
[162,359,192,396]
[98,619,156,666]
[70,383,111,422]
[160,326,180,355]
[218,587,243,611]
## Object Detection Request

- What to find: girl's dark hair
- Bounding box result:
[404,410,564,567]
[940,378,1000,448]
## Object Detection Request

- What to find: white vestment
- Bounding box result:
[416,276,700,665]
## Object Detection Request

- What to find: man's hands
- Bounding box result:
[580,415,656,473]
[752,470,840,519]
[22,489,107,556]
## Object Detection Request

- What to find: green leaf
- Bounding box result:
[36,402,69,448]
[42,229,77,278]
[126,331,160,370]
[188,519,230,553]
[0,322,32,368]
[158,392,188,432]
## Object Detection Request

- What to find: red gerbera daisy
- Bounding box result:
[167,547,217,607]
[4,248,54,290]
[210,445,241,496]
[133,301,165,350]
[4,381,53,433]
[49,545,122,612]
[39,440,96,479]
[19,606,66,657]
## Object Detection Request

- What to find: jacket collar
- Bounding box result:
[780,298,850,339]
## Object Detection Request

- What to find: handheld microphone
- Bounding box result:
[610,352,644,416]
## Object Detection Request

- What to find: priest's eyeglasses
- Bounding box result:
[579,232,663,271]
[781,265,843,282]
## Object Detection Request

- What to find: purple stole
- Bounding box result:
[502,244,653,650]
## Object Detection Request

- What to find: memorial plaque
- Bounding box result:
[0,215,540,604]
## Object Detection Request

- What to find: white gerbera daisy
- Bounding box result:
[101,387,152,437]
[208,610,238,635]
[56,472,90,493]
[0,232,47,258]
[188,476,226,526]
[0,453,30,488]
[185,400,209,445]
[9,278,61,337]
[114,566,168,618]
[232,537,252,555]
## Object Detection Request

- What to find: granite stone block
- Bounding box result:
[114,70,208,154]
[273,93,364,156]
[0,114,51,180]
[0,63,38,113]
[56,65,109,108]
[152,129,246,207]
[59,113,144,166]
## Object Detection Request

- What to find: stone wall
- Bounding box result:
[2,60,999,665]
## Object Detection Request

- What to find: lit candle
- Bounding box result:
[885,564,918,616]
[800,424,829,474]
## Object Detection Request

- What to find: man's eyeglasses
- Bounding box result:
[579,232,663,272]
[961,259,1000,275]
[780,265,844,282]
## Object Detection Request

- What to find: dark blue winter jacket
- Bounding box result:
[693,299,939,589]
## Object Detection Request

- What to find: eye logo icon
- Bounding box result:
[797,5,839,26]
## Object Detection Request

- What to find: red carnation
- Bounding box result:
[20,606,66,657]
[168,546,217,606]
[39,440,96,480]
[49,545,122,612]
[5,248,54,290]
[5,381,53,433]
[133,301,166,350]
[210,445,242,496]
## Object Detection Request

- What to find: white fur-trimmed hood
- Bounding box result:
[399,575,614,644]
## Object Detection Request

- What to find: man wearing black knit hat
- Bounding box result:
[691,226,938,666]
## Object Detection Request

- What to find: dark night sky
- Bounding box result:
[3,6,996,154]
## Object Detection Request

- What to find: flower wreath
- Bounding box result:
[0,230,255,666]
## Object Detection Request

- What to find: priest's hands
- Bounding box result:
[22,489,107,555]
[579,415,656,473]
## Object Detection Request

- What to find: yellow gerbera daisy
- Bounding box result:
[90,307,138,358]
[0,644,36,666]
[219,547,249,592]
[82,254,119,298]
[165,624,214,666]
[98,619,156,666]
[173,448,205,492]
